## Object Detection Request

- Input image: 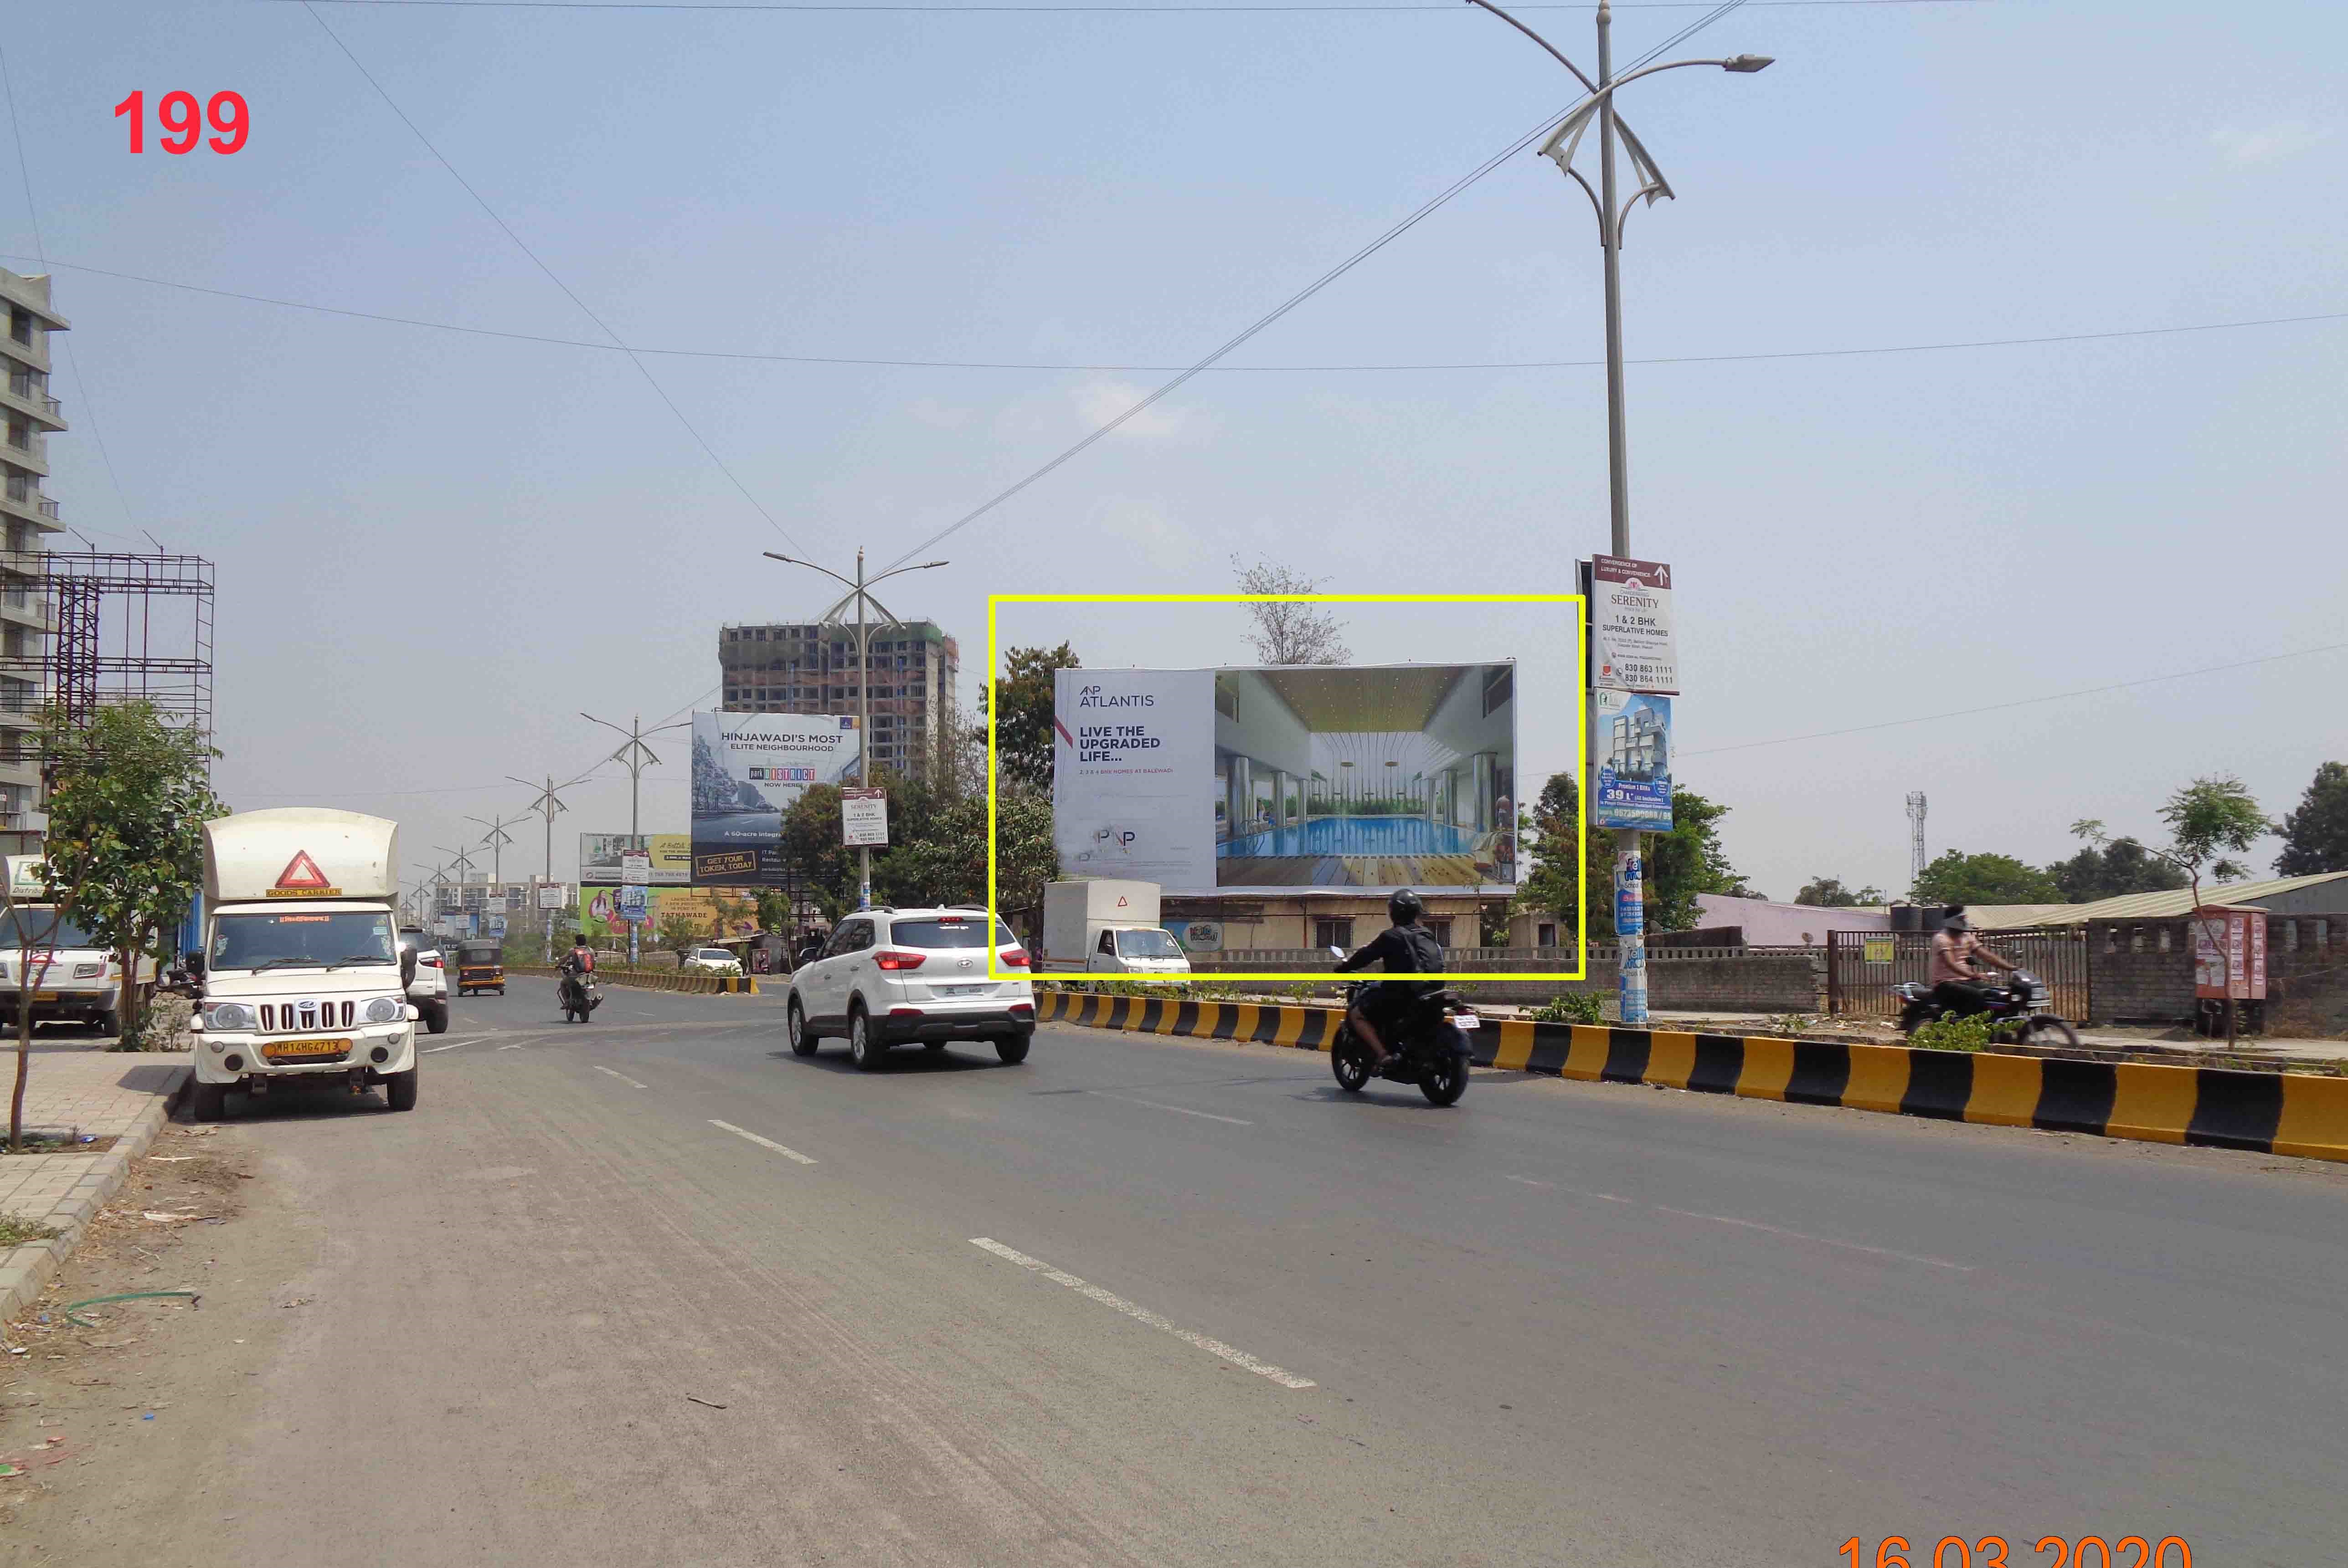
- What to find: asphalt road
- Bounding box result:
[116,983,2348,1564]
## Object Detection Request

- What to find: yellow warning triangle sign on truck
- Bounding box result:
[265,850,342,899]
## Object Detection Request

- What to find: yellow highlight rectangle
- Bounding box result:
[2105,1062,2196,1146]
[2272,1074,2348,1162]
[1964,1053,2044,1127]
[1737,1037,1797,1101]
[1490,1020,1534,1073]
[1563,1024,1610,1081]
[1645,1030,1698,1090]
[1841,1044,1913,1114]
[986,593,1587,983]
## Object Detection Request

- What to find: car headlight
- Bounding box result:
[363,996,404,1024]
[202,1002,257,1031]
[73,962,106,979]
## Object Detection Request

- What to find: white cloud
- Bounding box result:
[1073,379,1195,439]
[1086,496,1204,572]
[2211,121,2328,165]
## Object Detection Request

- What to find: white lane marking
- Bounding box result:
[1592,1193,1634,1204]
[1649,1203,1972,1272]
[592,1065,649,1090]
[495,1042,526,1051]
[1504,1175,1554,1189]
[422,1041,470,1054]
[968,1238,1314,1389]
[1085,1090,1252,1126]
[709,1120,816,1165]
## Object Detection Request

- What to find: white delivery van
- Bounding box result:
[1040,880,1192,977]
[185,808,419,1120]
[0,854,153,1036]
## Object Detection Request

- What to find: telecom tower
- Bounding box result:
[1906,792,1928,894]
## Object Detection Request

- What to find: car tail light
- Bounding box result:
[999,948,1030,967]
[422,954,443,968]
[888,1005,925,1020]
[874,949,927,971]
[1009,1001,1034,1016]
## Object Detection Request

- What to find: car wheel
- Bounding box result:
[424,1000,450,1035]
[788,998,818,1057]
[187,1079,227,1122]
[97,1007,122,1038]
[993,1033,1030,1065]
[383,1068,418,1112]
[850,1007,886,1071]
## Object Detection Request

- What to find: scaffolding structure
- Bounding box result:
[38,551,215,739]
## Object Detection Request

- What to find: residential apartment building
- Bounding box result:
[0,268,69,854]
[719,619,960,780]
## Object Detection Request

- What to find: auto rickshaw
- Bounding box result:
[455,939,506,997]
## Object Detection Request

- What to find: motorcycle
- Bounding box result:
[1894,968,2078,1049]
[558,966,603,1024]
[1328,968,1476,1107]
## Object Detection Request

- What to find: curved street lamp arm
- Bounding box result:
[761,552,857,594]
[1461,0,1598,94]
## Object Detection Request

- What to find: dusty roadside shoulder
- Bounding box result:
[0,1121,319,1559]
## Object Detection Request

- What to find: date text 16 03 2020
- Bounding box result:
[1839,1538,2192,1568]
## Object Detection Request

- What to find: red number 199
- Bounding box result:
[113,90,248,155]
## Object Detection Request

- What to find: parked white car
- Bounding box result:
[397,927,451,1034]
[785,907,1035,1069]
[683,947,742,977]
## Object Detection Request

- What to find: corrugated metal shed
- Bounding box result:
[2022,870,2348,926]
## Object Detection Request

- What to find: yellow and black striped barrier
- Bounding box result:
[1033,991,2348,1163]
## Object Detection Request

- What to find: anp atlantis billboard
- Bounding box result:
[1052,663,1517,896]
[689,711,861,884]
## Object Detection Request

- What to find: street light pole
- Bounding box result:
[580,713,687,965]
[1467,0,1769,1027]
[762,548,950,911]
[511,774,583,963]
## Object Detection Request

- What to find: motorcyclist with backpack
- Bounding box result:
[558,933,597,1017]
[1334,890,1445,1071]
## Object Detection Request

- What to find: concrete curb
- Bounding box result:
[0,1061,189,1327]
[509,965,757,996]
[1036,992,2348,1163]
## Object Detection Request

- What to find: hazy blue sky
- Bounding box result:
[8,0,2343,901]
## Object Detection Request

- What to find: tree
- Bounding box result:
[2044,836,2186,903]
[654,910,707,961]
[1232,557,1349,665]
[11,703,221,1147]
[1793,877,1884,908]
[2274,761,2348,876]
[779,784,859,922]
[987,643,1079,793]
[1510,774,1751,940]
[1910,850,2063,906]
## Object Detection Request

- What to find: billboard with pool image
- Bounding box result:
[1053,662,1516,895]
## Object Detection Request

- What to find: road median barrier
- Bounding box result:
[1033,990,2348,1164]
[509,965,757,996]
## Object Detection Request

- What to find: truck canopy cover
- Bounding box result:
[204,808,400,905]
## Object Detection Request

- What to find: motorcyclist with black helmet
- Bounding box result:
[1334,889,1445,1070]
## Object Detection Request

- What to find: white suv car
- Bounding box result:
[787,908,1035,1069]
[397,928,451,1034]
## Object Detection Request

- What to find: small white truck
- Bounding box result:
[185,807,420,1120]
[0,855,152,1037]
[1040,880,1193,977]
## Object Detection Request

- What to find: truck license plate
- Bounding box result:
[1452,1014,1479,1030]
[262,1037,350,1061]
[30,991,57,1002]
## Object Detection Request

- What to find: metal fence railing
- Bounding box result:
[1826,928,2091,1021]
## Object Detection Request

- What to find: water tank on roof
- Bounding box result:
[1890,904,1923,932]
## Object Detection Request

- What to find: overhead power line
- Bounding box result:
[298,1,803,551]
[15,252,2339,375]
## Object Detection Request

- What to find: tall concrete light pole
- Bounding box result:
[762,548,950,911]
[1468,0,1770,1025]
[580,713,688,964]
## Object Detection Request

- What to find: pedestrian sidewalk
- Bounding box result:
[0,1044,187,1325]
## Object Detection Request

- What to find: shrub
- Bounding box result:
[1532,992,1607,1026]
[1909,1013,1995,1053]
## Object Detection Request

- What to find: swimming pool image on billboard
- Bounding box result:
[1212,663,1516,890]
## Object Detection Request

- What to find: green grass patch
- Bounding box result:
[0,1212,62,1247]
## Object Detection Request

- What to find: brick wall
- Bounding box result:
[2087,915,2343,1024]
